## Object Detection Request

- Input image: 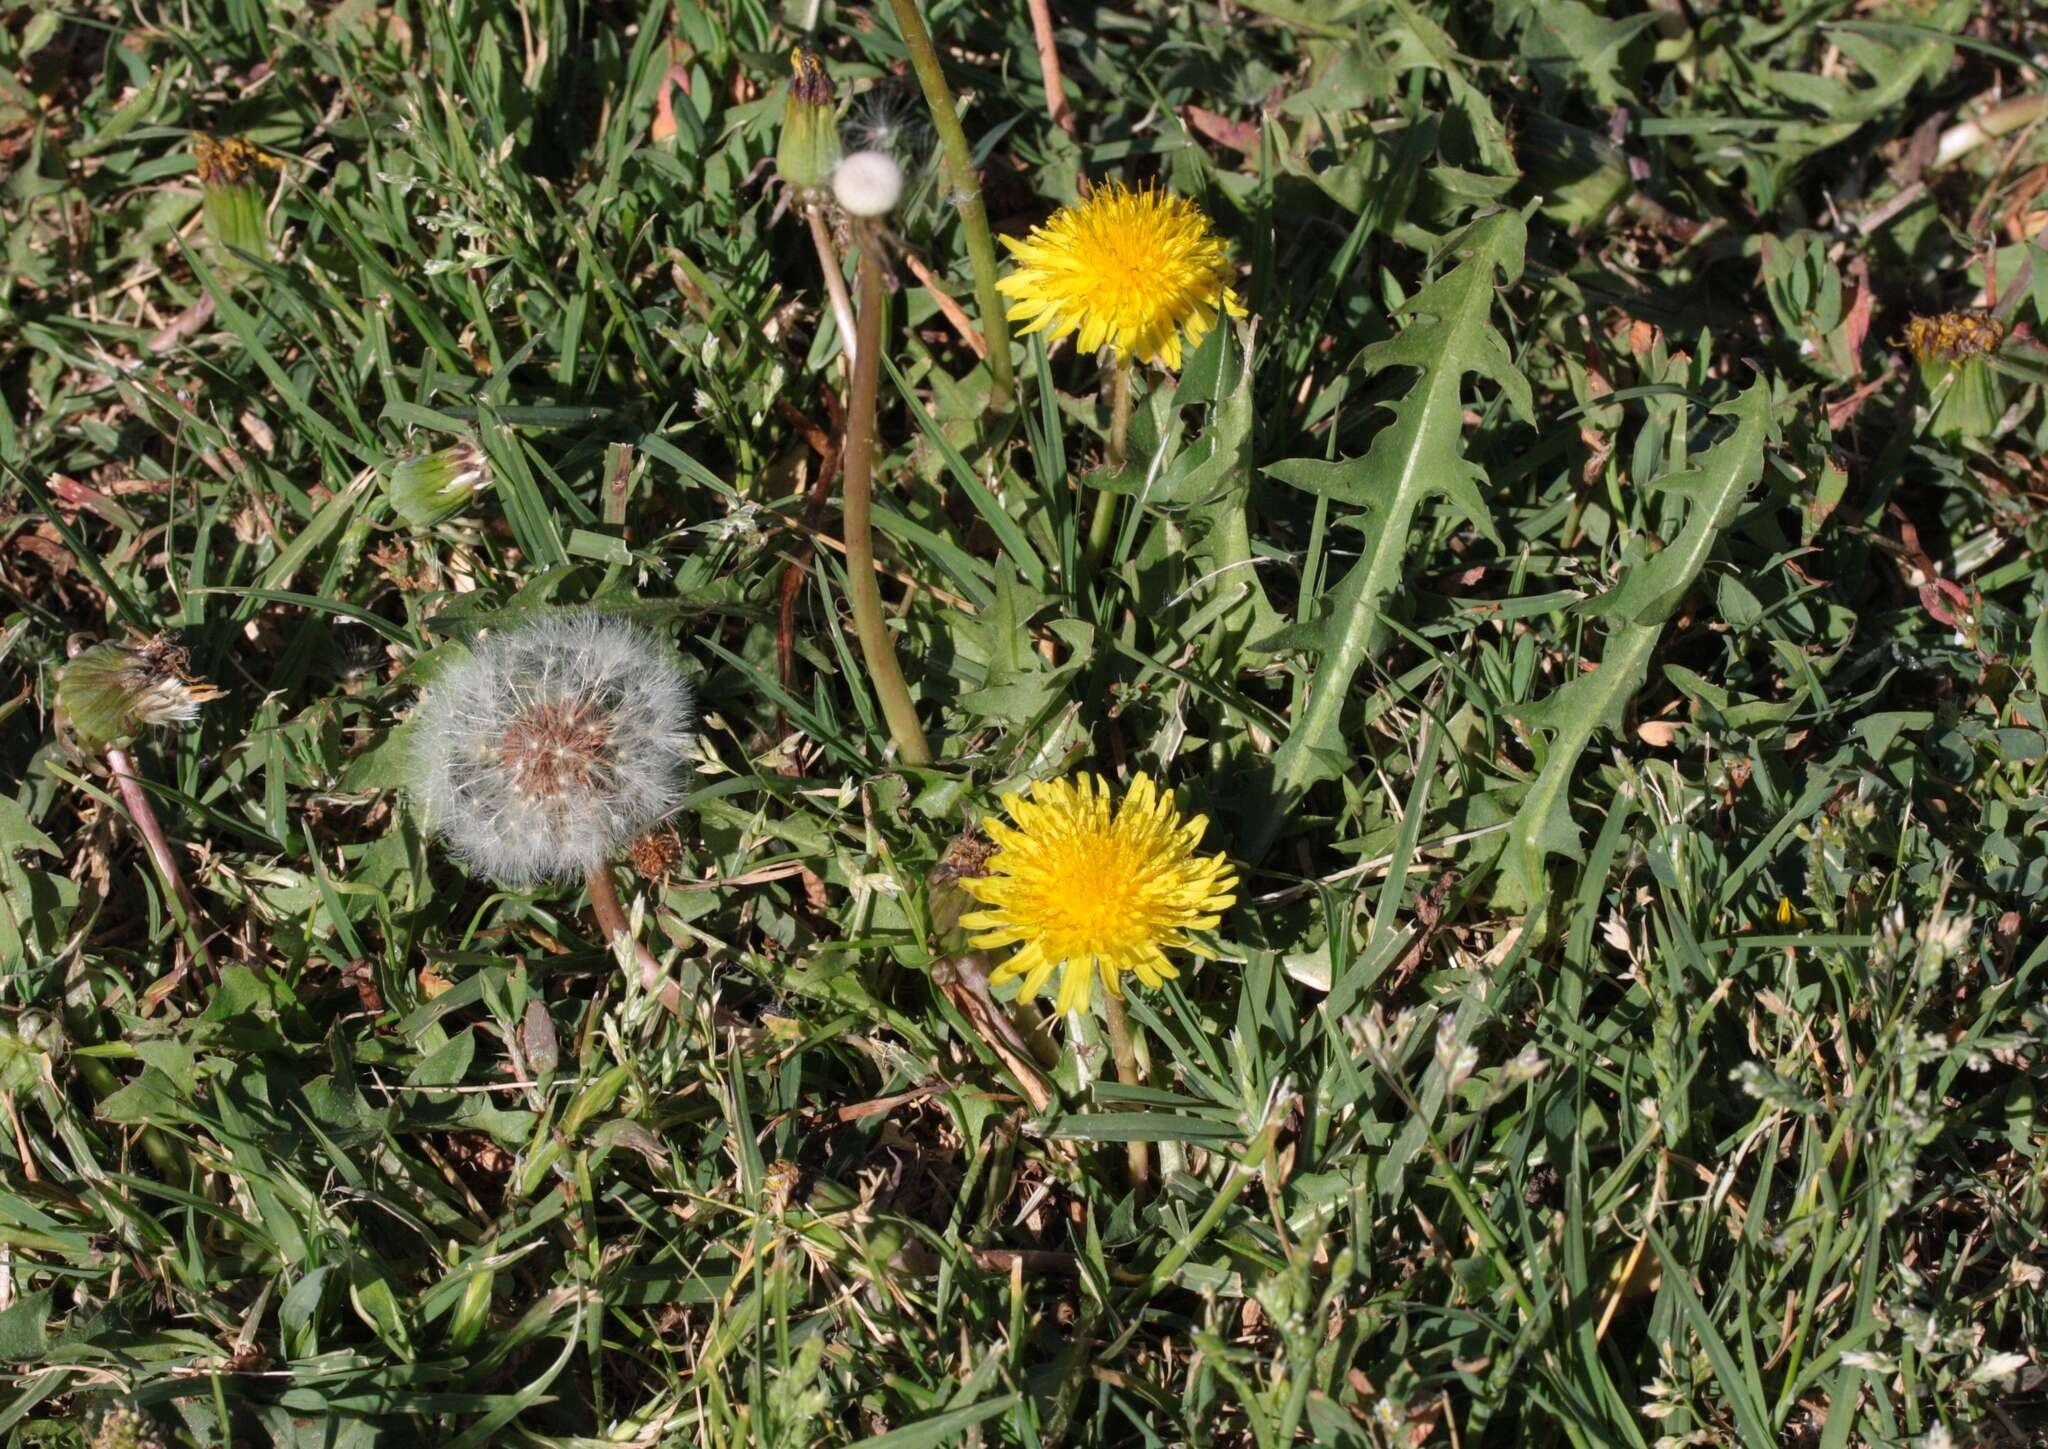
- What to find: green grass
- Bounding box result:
[3,0,2047,1445]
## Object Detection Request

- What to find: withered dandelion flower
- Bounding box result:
[996,182,1245,370]
[1899,310,2004,365]
[1899,310,2007,439]
[57,635,223,750]
[961,772,1237,1016]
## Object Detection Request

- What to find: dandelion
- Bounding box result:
[833,150,905,219]
[777,48,842,196]
[385,437,491,527]
[1900,309,2006,439]
[56,634,223,978]
[408,614,694,886]
[191,134,275,268]
[961,772,1236,1016]
[57,635,223,751]
[997,181,1245,371]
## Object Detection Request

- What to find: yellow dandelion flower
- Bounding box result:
[996,182,1246,370]
[961,772,1237,1016]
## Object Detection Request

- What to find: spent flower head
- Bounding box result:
[1900,310,2006,439]
[58,635,223,750]
[386,437,492,527]
[777,48,842,195]
[997,180,1245,370]
[960,772,1236,1016]
[191,134,275,267]
[409,614,694,885]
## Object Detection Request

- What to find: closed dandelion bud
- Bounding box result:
[57,635,223,751]
[408,614,695,886]
[386,438,491,527]
[93,1405,168,1449]
[1901,310,2006,439]
[777,48,841,195]
[191,134,274,268]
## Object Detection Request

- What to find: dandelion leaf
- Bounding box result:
[1251,211,1528,848]
[1496,382,1773,912]
[1161,322,1286,659]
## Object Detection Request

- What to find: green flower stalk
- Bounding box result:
[882,0,1016,410]
[57,636,221,978]
[386,438,491,527]
[1902,310,2006,439]
[192,134,273,269]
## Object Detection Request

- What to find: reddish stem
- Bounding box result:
[107,744,215,975]
[585,863,680,1011]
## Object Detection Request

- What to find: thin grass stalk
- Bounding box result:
[883,0,1015,411]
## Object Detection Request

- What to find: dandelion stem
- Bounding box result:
[106,745,215,977]
[844,225,935,766]
[584,862,665,991]
[1100,986,1152,1199]
[1082,359,1133,576]
[883,0,1015,411]
[805,206,860,370]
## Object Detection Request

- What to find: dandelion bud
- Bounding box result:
[1901,310,2006,439]
[386,437,492,527]
[191,135,274,270]
[57,635,223,751]
[408,614,695,886]
[833,150,903,219]
[777,48,842,195]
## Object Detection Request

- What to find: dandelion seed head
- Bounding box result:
[844,83,930,164]
[409,614,694,885]
[833,150,904,218]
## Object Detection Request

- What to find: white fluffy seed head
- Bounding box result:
[408,613,695,886]
[833,149,904,217]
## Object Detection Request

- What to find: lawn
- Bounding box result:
[2,0,2046,1445]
